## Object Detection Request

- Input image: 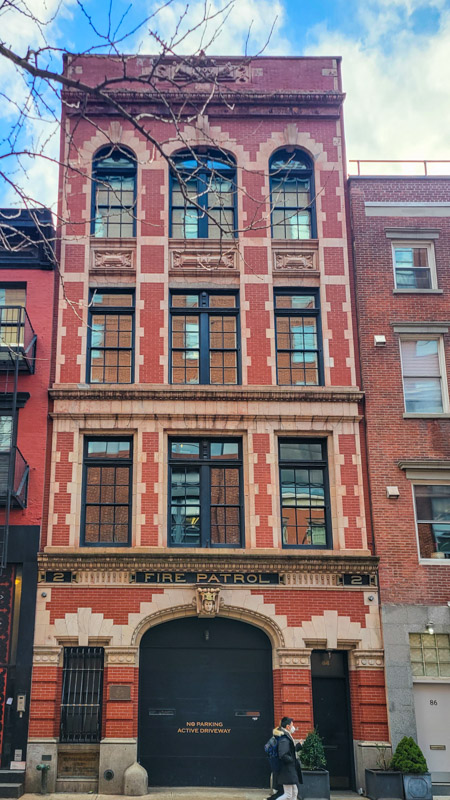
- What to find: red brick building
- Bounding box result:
[0,209,55,787]
[26,56,388,793]
[349,174,450,789]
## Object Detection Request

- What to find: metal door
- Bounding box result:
[311,650,354,789]
[138,616,273,787]
[413,683,450,782]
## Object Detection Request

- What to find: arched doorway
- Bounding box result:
[138,616,273,787]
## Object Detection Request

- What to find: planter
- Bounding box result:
[299,769,330,800]
[403,773,432,800]
[365,769,403,800]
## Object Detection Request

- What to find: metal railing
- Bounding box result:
[60,647,104,743]
[349,159,450,177]
[0,306,37,373]
[0,447,29,508]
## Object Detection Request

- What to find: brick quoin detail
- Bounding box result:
[139,283,164,383]
[47,587,164,625]
[253,433,273,547]
[349,670,389,741]
[60,282,84,383]
[339,434,363,549]
[251,589,368,626]
[141,169,164,237]
[52,432,74,546]
[141,244,164,274]
[277,668,313,735]
[103,666,137,738]
[325,284,352,386]
[140,432,160,546]
[65,243,85,273]
[29,666,62,738]
[245,282,272,385]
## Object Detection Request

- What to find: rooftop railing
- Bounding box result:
[349,160,450,177]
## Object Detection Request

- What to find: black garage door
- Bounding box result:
[138,616,273,787]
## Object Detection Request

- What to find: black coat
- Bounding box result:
[276,732,303,787]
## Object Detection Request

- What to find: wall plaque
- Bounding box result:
[340,574,377,587]
[38,571,77,584]
[109,685,131,701]
[130,571,280,585]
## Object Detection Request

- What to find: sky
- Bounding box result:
[1,0,450,209]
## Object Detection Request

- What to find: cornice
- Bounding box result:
[50,385,363,404]
[38,551,378,575]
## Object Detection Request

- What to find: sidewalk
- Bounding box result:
[21,792,369,800]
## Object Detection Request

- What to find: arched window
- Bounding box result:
[270,149,315,239]
[92,147,136,238]
[170,150,236,239]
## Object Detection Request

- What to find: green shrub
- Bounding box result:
[300,729,327,770]
[390,737,428,774]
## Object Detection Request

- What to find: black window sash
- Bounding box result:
[87,291,135,384]
[91,158,137,237]
[81,437,133,547]
[170,164,237,239]
[274,290,323,386]
[278,439,331,549]
[170,292,240,385]
[168,438,244,548]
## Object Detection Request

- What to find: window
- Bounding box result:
[169,438,243,547]
[410,634,450,677]
[400,337,447,413]
[0,286,26,347]
[92,147,136,238]
[170,291,239,385]
[88,290,134,384]
[270,149,315,239]
[60,647,104,742]
[413,484,450,559]
[274,291,322,386]
[392,243,436,290]
[279,439,331,548]
[82,438,132,546]
[170,151,236,239]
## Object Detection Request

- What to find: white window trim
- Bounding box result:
[391,240,438,291]
[409,479,450,565]
[399,334,449,416]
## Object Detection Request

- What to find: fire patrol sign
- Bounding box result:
[130,571,280,585]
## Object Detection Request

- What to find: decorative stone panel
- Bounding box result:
[155,61,250,84]
[277,649,311,668]
[351,650,384,670]
[33,645,63,666]
[169,239,238,276]
[90,239,136,276]
[104,647,138,667]
[272,240,319,276]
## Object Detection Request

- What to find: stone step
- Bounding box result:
[0,783,24,799]
[0,775,25,785]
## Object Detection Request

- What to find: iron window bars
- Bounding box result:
[60,647,104,743]
[170,150,237,239]
[274,289,323,386]
[270,149,316,240]
[81,437,133,546]
[87,289,135,384]
[92,147,136,238]
[169,438,243,548]
[279,439,331,549]
[170,291,240,385]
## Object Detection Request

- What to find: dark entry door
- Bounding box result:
[139,616,273,787]
[311,650,354,790]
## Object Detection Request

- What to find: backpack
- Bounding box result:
[264,735,281,773]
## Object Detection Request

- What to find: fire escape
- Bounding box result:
[0,305,36,569]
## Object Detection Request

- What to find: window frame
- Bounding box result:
[91,146,137,239]
[169,150,237,240]
[81,435,133,548]
[399,334,449,415]
[278,437,332,550]
[169,289,241,386]
[274,288,323,387]
[86,288,135,385]
[168,436,244,549]
[391,240,438,291]
[412,481,450,562]
[269,148,316,240]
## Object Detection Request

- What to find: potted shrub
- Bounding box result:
[365,744,403,800]
[298,729,330,800]
[390,736,432,800]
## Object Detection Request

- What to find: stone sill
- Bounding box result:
[418,558,450,566]
[403,413,450,419]
[393,288,443,294]
[412,677,450,683]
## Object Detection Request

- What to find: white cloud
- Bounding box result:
[305,7,450,166]
[138,0,292,56]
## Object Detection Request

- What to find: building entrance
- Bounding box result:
[138,616,273,787]
[311,650,354,790]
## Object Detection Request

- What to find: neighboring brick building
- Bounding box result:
[349,175,450,789]
[0,209,55,788]
[26,56,388,793]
